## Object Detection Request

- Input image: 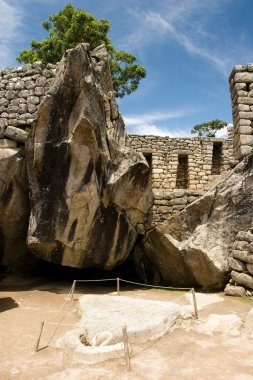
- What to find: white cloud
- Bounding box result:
[215,123,233,138]
[124,109,194,126]
[130,123,190,137]
[124,109,195,137]
[123,0,238,76]
[0,0,24,67]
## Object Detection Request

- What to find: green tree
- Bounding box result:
[191,119,228,137]
[16,3,146,98]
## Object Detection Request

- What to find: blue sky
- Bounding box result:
[1,0,253,137]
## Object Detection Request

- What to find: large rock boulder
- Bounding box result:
[134,155,253,290]
[0,146,30,271]
[26,43,151,269]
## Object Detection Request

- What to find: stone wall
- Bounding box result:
[0,60,235,229]
[0,62,57,144]
[225,229,253,297]
[128,133,234,226]
[229,64,253,159]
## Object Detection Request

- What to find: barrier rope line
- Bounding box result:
[46,300,76,348]
[36,277,198,352]
[119,278,192,291]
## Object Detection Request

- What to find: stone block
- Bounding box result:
[0,118,7,137]
[0,98,8,107]
[238,125,253,135]
[224,284,246,297]
[237,90,248,96]
[235,145,252,160]
[14,81,24,90]
[4,126,28,142]
[172,189,185,198]
[237,104,250,111]
[0,138,17,148]
[25,81,36,90]
[169,197,187,206]
[153,168,163,174]
[238,97,253,105]
[229,257,247,272]
[231,270,253,289]
[236,231,253,243]
[234,83,247,91]
[233,240,249,251]
[233,249,253,264]
[234,72,253,83]
[239,135,253,146]
[247,263,253,275]
[238,112,253,120]
[34,87,45,96]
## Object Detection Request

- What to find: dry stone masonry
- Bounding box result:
[230,64,253,159]
[128,133,234,225]
[2,50,253,293]
[225,229,253,297]
[0,62,57,145]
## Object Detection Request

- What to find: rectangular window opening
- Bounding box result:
[211,142,223,175]
[176,155,188,189]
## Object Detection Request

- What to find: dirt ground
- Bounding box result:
[1,276,253,380]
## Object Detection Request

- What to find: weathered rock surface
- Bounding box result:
[0,147,30,270]
[134,155,253,290]
[231,271,253,289]
[26,43,151,269]
[224,284,246,297]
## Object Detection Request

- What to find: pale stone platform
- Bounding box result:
[58,294,192,363]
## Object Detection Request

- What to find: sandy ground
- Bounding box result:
[1,276,253,380]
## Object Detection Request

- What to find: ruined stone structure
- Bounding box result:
[127,131,234,225]
[230,64,253,160]
[0,62,57,142]
[0,60,235,230]
[2,47,253,293]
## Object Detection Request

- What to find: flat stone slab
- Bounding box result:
[58,294,192,363]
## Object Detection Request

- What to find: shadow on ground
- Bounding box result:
[0,297,19,312]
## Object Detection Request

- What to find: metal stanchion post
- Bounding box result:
[71,280,76,300]
[35,321,45,352]
[122,325,131,372]
[117,277,120,296]
[192,288,198,319]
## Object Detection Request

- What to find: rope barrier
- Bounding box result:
[71,278,117,282]
[119,278,192,291]
[35,277,198,352]
[46,300,76,348]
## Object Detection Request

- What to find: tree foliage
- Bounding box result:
[16,3,146,98]
[191,119,228,137]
